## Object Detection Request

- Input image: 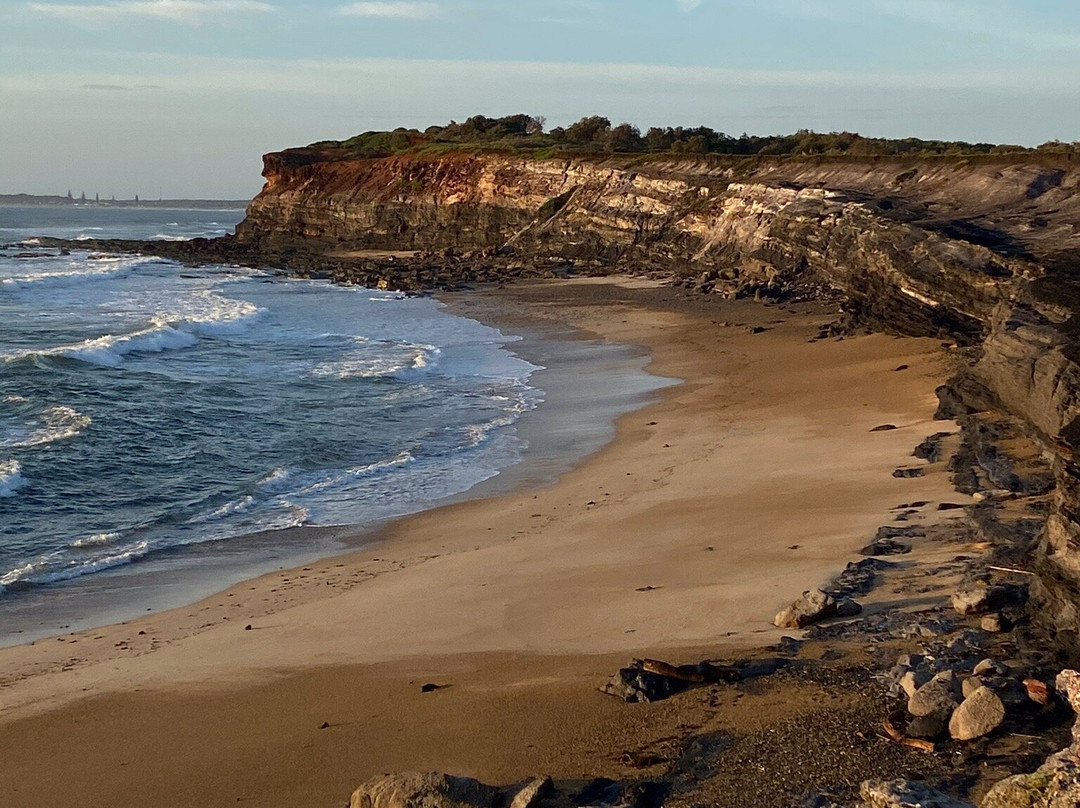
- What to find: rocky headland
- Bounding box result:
[205,146,1080,648]
[19,143,1080,806]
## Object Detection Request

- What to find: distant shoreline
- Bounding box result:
[0,194,250,210]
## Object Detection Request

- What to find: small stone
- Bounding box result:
[871,424,899,432]
[1024,678,1050,706]
[892,467,925,479]
[949,686,1006,741]
[421,683,442,693]
[319,721,330,729]
[980,613,1010,633]
[973,658,1007,676]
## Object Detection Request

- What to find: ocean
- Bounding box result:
[0,206,669,643]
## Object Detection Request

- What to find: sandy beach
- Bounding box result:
[0,278,965,807]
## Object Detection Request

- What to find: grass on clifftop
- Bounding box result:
[311,114,1079,162]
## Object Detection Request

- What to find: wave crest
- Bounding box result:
[0,459,26,498]
[1,406,91,449]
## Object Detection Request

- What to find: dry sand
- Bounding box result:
[0,278,963,807]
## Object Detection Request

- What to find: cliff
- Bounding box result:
[236,147,1080,646]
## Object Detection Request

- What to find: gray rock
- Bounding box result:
[973,658,1008,676]
[981,613,1011,633]
[906,704,953,740]
[835,597,864,618]
[962,676,985,699]
[900,669,932,699]
[908,674,962,717]
[893,468,926,479]
[349,772,500,808]
[860,537,912,556]
[602,667,688,703]
[949,686,1006,741]
[509,777,553,808]
[951,584,1026,616]
[981,759,1080,808]
[859,779,974,808]
[774,589,837,629]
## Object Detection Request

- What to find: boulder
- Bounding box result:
[951,584,1026,616]
[774,589,837,628]
[949,686,1006,741]
[858,779,974,808]
[602,667,688,704]
[909,673,962,717]
[349,773,500,808]
[835,597,864,618]
[906,705,953,740]
[981,760,1080,808]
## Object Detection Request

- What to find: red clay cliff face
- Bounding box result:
[237,147,1080,646]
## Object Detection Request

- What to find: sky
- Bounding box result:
[2,0,1079,198]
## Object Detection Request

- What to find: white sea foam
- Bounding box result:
[1,406,91,449]
[256,466,295,493]
[69,531,121,549]
[187,495,256,524]
[290,452,415,497]
[0,459,26,497]
[0,256,139,289]
[0,540,150,591]
[2,292,262,367]
[310,344,440,380]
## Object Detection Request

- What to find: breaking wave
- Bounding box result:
[1,406,91,449]
[0,459,26,498]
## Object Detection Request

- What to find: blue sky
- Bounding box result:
[2,0,1078,197]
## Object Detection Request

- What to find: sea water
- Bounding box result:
[0,207,541,599]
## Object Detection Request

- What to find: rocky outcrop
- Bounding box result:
[235,147,1080,649]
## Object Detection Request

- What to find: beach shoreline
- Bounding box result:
[0,290,670,648]
[0,277,968,808]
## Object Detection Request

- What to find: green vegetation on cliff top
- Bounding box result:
[311,114,1079,161]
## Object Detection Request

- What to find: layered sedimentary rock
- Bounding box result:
[236,147,1080,645]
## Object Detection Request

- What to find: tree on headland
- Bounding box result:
[325,113,1041,159]
[80,192,86,202]
[565,116,611,144]
[135,194,139,204]
[66,190,73,200]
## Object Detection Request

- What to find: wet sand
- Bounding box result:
[0,278,962,807]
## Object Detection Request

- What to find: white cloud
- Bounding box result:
[335,2,440,19]
[26,0,272,26]
[676,0,703,10]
